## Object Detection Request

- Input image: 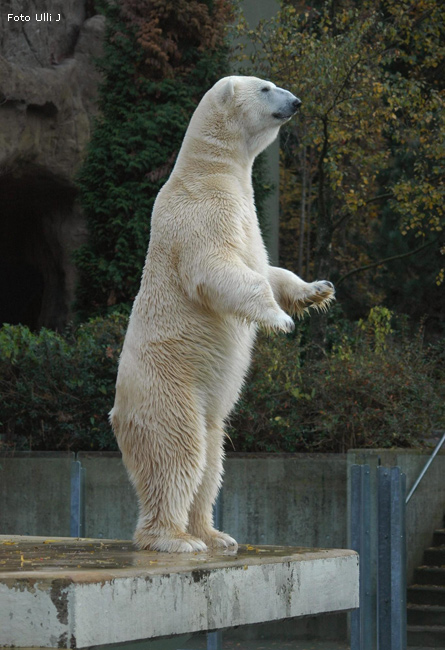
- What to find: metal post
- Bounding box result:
[391,468,407,650]
[377,466,406,650]
[350,464,372,650]
[377,467,391,649]
[380,466,407,649]
[206,490,223,650]
[182,492,224,650]
[70,459,86,538]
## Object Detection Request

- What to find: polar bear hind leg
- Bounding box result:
[114,385,208,553]
[187,421,237,549]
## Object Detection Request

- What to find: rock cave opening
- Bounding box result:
[0,170,81,331]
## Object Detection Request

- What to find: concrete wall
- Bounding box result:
[77,451,138,540]
[0,451,73,537]
[222,453,347,549]
[348,449,445,584]
[1,450,444,642]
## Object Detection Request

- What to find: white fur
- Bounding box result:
[110,76,335,553]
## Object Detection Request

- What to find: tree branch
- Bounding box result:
[336,239,437,287]
[332,192,394,233]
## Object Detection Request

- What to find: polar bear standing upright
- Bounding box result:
[110,76,335,553]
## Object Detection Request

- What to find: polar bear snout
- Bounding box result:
[271,87,302,120]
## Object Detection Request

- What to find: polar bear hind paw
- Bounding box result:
[134,529,208,553]
[204,529,238,549]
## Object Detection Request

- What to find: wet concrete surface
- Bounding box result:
[1,535,359,649]
[0,535,349,580]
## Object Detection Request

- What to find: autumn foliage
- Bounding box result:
[120,0,234,78]
[239,0,444,327]
[1,309,443,452]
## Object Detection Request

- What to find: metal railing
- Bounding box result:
[406,431,445,504]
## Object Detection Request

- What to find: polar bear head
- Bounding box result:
[186,75,301,162]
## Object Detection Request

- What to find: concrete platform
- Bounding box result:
[0,535,359,649]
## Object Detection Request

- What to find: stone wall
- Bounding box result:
[0,1,105,329]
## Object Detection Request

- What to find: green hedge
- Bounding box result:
[0,315,126,451]
[0,310,443,453]
[74,0,233,318]
[228,313,444,452]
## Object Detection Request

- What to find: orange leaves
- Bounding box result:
[120,0,233,78]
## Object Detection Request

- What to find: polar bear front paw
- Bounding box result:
[289,280,335,317]
[261,308,295,334]
[307,280,336,312]
[134,528,208,553]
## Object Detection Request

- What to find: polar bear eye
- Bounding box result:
[261,87,270,93]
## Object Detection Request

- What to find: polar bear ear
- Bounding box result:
[218,77,236,104]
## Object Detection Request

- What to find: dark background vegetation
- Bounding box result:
[1,0,444,452]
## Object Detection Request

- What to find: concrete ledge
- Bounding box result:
[0,535,359,649]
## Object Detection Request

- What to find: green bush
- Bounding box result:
[1,310,442,453]
[0,315,126,451]
[227,308,445,453]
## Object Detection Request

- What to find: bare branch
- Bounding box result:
[336,239,438,287]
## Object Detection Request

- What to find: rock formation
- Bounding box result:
[0,1,105,329]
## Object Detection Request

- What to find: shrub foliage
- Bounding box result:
[228,308,444,452]
[0,310,443,453]
[0,316,126,451]
[75,0,232,318]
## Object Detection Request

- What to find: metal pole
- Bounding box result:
[207,490,223,650]
[390,468,407,650]
[377,466,407,650]
[70,459,86,538]
[406,431,445,504]
[350,464,372,650]
[377,467,391,650]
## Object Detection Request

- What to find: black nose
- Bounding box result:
[293,98,302,111]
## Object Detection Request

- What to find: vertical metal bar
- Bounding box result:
[350,464,372,650]
[377,467,391,650]
[70,460,86,538]
[390,467,406,650]
[350,465,361,649]
[400,472,407,650]
[80,465,86,536]
[206,631,223,650]
[361,465,372,650]
[377,466,407,650]
[206,490,223,650]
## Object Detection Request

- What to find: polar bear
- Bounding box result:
[110,76,335,553]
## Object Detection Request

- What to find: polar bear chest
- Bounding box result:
[236,198,269,275]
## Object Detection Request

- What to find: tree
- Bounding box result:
[242,0,444,327]
[75,0,232,318]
